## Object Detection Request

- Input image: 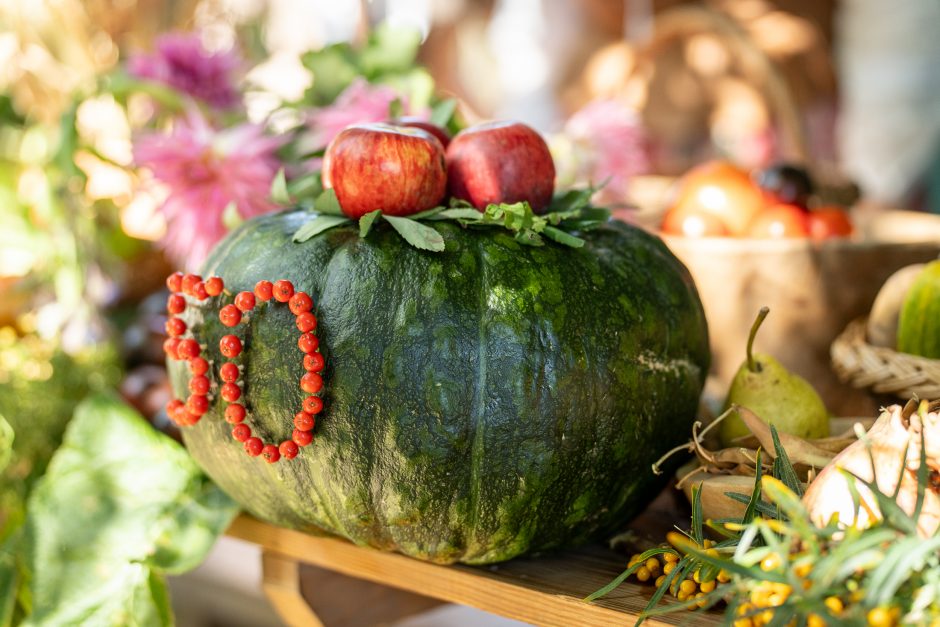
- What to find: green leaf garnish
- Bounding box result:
[270,168,291,205]
[221,201,243,231]
[543,226,585,248]
[384,215,445,252]
[313,188,344,216]
[430,98,458,128]
[359,210,382,238]
[293,215,352,242]
[388,97,404,120]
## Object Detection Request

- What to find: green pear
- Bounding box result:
[719,308,829,446]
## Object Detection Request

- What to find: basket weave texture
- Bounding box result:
[831,318,940,399]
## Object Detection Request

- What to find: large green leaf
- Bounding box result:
[21,394,239,626]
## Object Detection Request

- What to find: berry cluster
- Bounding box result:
[162,272,325,464]
[163,271,222,426]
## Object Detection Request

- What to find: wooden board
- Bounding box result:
[228,512,723,627]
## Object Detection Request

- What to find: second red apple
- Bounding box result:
[445,121,556,213]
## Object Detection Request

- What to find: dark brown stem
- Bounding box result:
[747,307,770,373]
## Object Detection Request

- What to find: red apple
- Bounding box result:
[323,123,446,219]
[662,207,729,237]
[808,206,853,240]
[670,161,765,236]
[388,117,451,148]
[445,121,555,213]
[746,204,810,239]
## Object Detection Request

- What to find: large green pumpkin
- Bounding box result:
[898,260,940,359]
[169,208,709,564]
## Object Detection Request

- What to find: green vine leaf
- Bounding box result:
[293,215,351,242]
[313,188,345,216]
[430,98,458,128]
[425,208,482,221]
[359,210,382,238]
[384,215,445,251]
[221,201,243,231]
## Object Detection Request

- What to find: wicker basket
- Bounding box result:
[831,318,940,399]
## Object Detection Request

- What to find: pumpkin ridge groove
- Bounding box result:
[468,235,488,556]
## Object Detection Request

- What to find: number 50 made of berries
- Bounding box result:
[162,271,325,464]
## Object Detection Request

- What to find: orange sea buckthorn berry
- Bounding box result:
[220,362,239,383]
[220,335,242,358]
[244,437,263,457]
[294,411,315,431]
[235,291,256,311]
[189,357,209,376]
[300,372,323,394]
[165,317,187,337]
[163,338,181,359]
[296,312,317,333]
[189,375,210,395]
[279,440,299,460]
[220,304,242,327]
[254,280,273,302]
[167,294,186,315]
[261,444,280,463]
[191,281,209,301]
[167,271,184,293]
[186,394,209,417]
[220,382,241,402]
[273,280,294,302]
[298,333,319,354]
[204,276,224,296]
[304,352,325,372]
[289,292,313,315]
[303,396,323,415]
[177,339,201,359]
[181,274,201,295]
[232,423,251,442]
[293,428,313,447]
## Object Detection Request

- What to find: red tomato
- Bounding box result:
[808,206,854,240]
[668,161,765,236]
[746,204,810,239]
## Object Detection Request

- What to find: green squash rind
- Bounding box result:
[898,260,940,359]
[169,209,710,564]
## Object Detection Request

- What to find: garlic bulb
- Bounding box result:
[802,401,940,537]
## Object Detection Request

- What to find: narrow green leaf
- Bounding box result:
[583,547,675,603]
[913,428,928,522]
[725,492,778,518]
[543,226,585,248]
[635,556,691,625]
[270,168,290,205]
[359,210,382,238]
[313,188,345,216]
[430,98,458,128]
[742,449,763,525]
[548,187,594,214]
[691,483,704,546]
[221,201,243,231]
[407,206,447,220]
[0,415,12,474]
[513,229,544,246]
[292,215,352,242]
[424,208,483,221]
[867,535,940,606]
[770,426,803,498]
[384,215,445,252]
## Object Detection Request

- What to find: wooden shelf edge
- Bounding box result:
[226,515,687,627]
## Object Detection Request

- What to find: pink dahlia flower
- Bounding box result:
[307,79,411,149]
[128,33,242,110]
[558,100,650,203]
[134,111,283,269]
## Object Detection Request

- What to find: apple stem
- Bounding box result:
[747,307,770,373]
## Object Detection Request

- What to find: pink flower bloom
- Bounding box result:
[134,111,283,269]
[558,100,650,203]
[306,79,412,149]
[128,33,241,109]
